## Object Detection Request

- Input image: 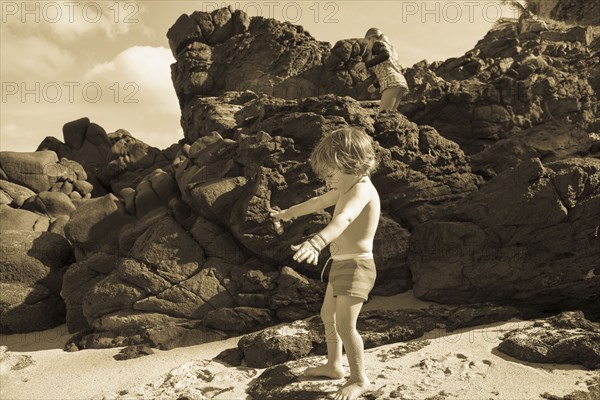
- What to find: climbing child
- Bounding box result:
[268,126,381,400]
[358,27,409,112]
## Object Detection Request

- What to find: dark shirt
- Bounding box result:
[365,41,391,69]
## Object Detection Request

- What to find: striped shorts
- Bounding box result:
[322,253,377,302]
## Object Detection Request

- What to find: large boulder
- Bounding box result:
[498,311,600,369]
[168,8,329,101]
[0,205,49,232]
[64,193,135,260]
[0,180,35,207]
[409,157,600,317]
[0,151,60,192]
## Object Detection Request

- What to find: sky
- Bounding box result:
[1,0,525,152]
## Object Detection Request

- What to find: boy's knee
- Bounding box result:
[336,324,357,339]
[320,309,334,323]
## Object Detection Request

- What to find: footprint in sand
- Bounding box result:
[411,353,492,384]
[458,357,491,380]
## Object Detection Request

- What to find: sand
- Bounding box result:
[1,291,596,400]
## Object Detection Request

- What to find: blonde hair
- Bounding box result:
[309,127,378,180]
[365,27,400,66]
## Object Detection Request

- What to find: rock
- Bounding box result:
[61,252,120,332]
[62,117,89,150]
[113,344,154,361]
[37,119,118,196]
[180,95,245,143]
[400,19,598,169]
[82,272,147,320]
[126,212,204,283]
[64,194,135,259]
[203,307,273,333]
[0,230,72,333]
[98,129,171,194]
[29,191,76,218]
[130,169,178,218]
[0,180,35,207]
[498,311,600,369]
[214,347,243,366]
[188,214,249,264]
[370,214,411,295]
[73,179,93,196]
[0,150,59,192]
[0,282,65,334]
[470,124,597,177]
[247,342,430,400]
[269,267,325,321]
[409,158,600,314]
[132,263,234,320]
[527,0,600,26]
[48,215,70,236]
[237,320,320,368]
[0,230,73,291]
[0,204,49,232]
[145,323,227,350]
[169,9,329,101]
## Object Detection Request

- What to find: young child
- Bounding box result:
[358,27,409,112]
[268,126,381,400]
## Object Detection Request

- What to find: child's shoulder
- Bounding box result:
[372,40,390,54]
[341,177,376,199]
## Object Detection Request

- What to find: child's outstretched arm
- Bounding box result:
[269,189,339,220]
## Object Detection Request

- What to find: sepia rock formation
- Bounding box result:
[0,4,597,366]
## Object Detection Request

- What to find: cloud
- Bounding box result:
[0,26,76,79]
[83,45,179,114]
[0,1,153,42]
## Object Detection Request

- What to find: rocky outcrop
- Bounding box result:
[52,91,482,348]
[37,118,175,196]
[168,5,599,179]
[0,147,95,333]
[167,7,380,123]
[498,311,600,369]
[409,157,600,318]
[400,22,599,175]
[526,0,600,26]
[168,8,327,102]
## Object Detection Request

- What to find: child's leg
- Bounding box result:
[392,88,405,110]
[333,295,370,400]
[303,283,345,379]
[379,87,401,111]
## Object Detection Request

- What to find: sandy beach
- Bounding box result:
[1,291,596,400]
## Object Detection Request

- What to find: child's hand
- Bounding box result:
[291,242,319,265]
[268,207,294,222]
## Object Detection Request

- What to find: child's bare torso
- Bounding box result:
[330,177,380,256]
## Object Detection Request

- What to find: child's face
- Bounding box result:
[322,166,341,189]
[323,167,358,190]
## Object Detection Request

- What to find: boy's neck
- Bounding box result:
[341,174,368,194]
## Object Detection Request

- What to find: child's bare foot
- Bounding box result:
[303,363,345,379]
[332,378,371,400]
